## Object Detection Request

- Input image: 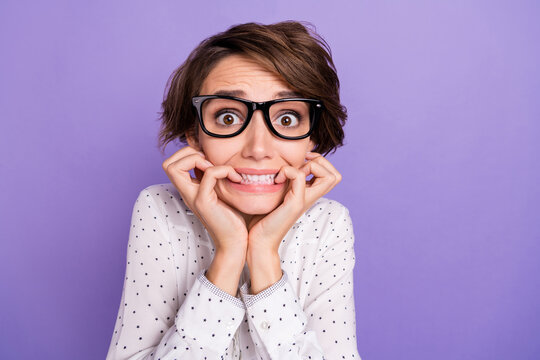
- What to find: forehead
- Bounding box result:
[200,54,297,100]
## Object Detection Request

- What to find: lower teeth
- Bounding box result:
[241,181,274,185]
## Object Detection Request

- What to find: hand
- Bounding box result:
[248,152,342,250]
[162,146,248,257]
[246,152,342,293]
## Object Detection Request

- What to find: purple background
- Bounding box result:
[1,1,539,359]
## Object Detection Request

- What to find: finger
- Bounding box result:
[300,161,332,191]
[304,152,342,184]
[299,162,315,181]
[275,165,303,184]
[276,166,305,200]
[300,160,333,185]
[165,153,213,181]
[162,146,208,170]
[165,154,213,204]
[198,165,242,199]
[306,152,340,176]
[301,161,339,205]
[259,166,305,231]
[305,151,321,160]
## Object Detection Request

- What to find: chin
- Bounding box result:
[220,192,283,215]
[235,201,280,215]
[217,180,286,215]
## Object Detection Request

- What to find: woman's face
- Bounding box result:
[188,54,315,216]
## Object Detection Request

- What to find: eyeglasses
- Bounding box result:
[191,95,323,140]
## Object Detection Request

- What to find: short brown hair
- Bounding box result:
[157,21,347,155]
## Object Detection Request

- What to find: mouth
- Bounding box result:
[237,173,277,185]
[233,168,279,184]
[227,168,283,193]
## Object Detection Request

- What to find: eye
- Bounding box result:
[274,112,300,127]
[215,110,243,126]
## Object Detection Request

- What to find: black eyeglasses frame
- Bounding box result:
[191,95,323,140]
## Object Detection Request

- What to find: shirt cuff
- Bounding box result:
[199,269,246,309]
[239,269,286,306]
[175,269,246,354]
[240,270,308,347]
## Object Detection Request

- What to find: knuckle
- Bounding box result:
[182,145,196,154]
[162,161,171,172]
[204,166,216,175]
[329,173,337,183]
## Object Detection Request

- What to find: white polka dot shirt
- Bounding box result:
[106,183,361,359]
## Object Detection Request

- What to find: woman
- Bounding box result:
[106,21,361,359]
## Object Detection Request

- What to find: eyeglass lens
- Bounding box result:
[201,98,312,137]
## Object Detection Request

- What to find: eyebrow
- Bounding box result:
[212,89,303,99]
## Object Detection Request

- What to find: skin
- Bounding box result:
[162,54,342,296]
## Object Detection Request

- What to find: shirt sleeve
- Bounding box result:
[105,188,246,360]
[238,205,361,359]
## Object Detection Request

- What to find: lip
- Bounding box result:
[226,179,285,193]
[234,167,279,175]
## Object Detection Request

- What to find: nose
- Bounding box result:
[240,109,275,160]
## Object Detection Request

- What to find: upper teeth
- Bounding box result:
[239,173,276,184]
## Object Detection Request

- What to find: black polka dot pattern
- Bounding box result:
[105,183,362,359]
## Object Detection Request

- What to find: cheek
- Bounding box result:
[280,142,310,167]
[199,137,235,165]
[203,150,226,165]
